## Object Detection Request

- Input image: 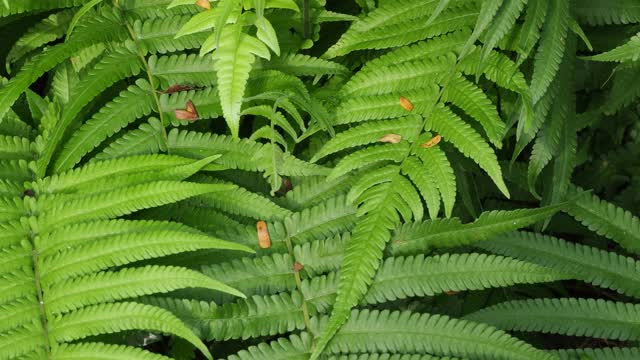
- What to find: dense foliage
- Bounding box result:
[1,0,640,359]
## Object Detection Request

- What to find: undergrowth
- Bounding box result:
[1,0,639,359]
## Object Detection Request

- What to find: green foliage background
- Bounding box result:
[0,0,639,359]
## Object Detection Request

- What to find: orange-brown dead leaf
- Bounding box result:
[420,134,442,148]
[195,0,211,10]
[379,133,402,144]
[445,290,459,296]
[293,262,304,272]
[399,96,414,111]
[257,220,271,249]
[174,100,199,121]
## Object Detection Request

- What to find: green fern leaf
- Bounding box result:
[52,343,173,360]
[329,143,410,181]
[55,80,156,171]
[553,347,640,360]
[516,0,547,64]
[573,0,640,25]
[46,265,245,314]
[530,0,569,103]
[402,156,441,219]
[391,204,566,255]
[227,332,312,360]
[323,0,478,58]
[313,116,422,161]
[6,9,74,70]
[427,104,509,198]
[93,118,166,159]
[466,298,640,341]
[441,74,505,147]
[315,309,555,359]
[50,302,212,360]
[213,20,270,137]
[477,231,640,298]
[567,188,640,253]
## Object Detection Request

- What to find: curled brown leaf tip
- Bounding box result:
[257,220,271,249]
[195,0,211,10]
[420,134,442,148]
[399,96,414,111]
[379,133,402,144]
[293,262,304,272]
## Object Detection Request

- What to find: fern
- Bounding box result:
[466,298,640,341]
[0,116,253,359]
[567,188,640,253]
[478,231,640,298]
[2,1,640,359]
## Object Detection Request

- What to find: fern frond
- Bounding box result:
[390,204,566,255]
[50,302,212,359]
[466,298,640,341]
[260,53,349,77]
[427,104,509,197]
[201,292,306,341]
[269,195,357,246]
[329,143,410,181]
[189,175,292,221]
[0,0,83,16]
[282,175,355,210]
[341,56,453,97]
[313,116,422,160]
[38,219,202,255]
[335,91,438,126]
[530,0,569,103]
[441,74,505,147]
[477,231,640,298]
[602,62,640,114]
[0,111,34,138]
[45,43,143,173]
[573,0,640,25]
[149,53,216,88]
[586,32,640,62]
[315,309,554,360]
[213,20,270,137]
[516,0,547,63]
[6,9,74,70]
[553,347,640,360]
[477,0,526,70]
[226,332,312,360]
[567,189,640,253]
[37,181,236,229]
[54,79,156,171]
[94,118,167,159]
[0,9,128,124]
[52,342,174,360]
[415,141,456,218]
[200,253,296,301]
[323,1,478,58]
[40,228,252,283]
[134,15,208,54]
[401,157,441,219]
[46,265,244,314]
[365,253,569,304]
[0,135,34,160]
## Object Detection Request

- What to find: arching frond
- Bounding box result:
[466,298,640,341]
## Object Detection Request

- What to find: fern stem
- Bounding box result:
[282,233,313,333]
[303,0,311,39]
[26,177,53,357]
[115,3,170,153]
[31,247,53,358]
